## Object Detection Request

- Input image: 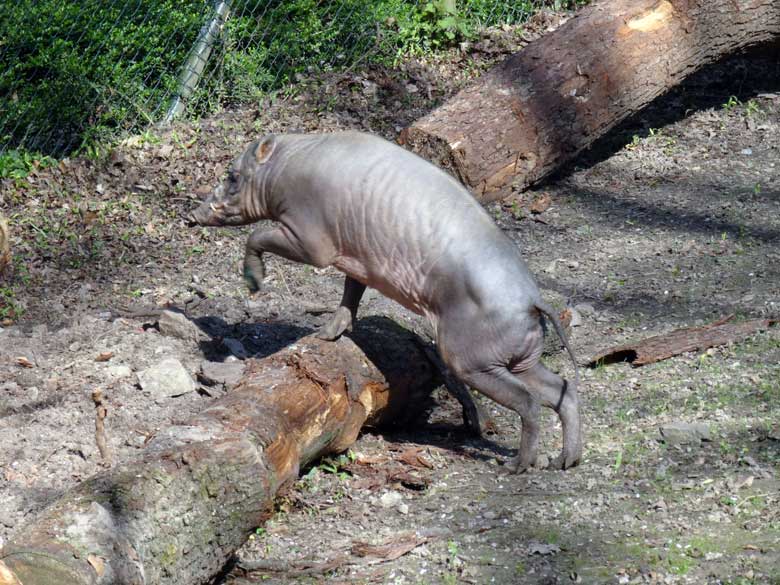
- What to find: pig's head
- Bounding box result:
[188,135,277,227]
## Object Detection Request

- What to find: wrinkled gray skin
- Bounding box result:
[190,132,582,472]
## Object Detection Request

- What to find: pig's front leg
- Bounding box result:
[316,276,366,341]
[243,227,312,293]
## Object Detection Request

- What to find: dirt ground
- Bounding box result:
[1,18,779,585]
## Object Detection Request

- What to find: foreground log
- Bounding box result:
[0,318,437,585]
[401,0,780,201]
[589,316,778,367]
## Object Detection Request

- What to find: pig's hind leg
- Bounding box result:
[452,365,542,472]
[514,363,582,470]
[438,331,542,472]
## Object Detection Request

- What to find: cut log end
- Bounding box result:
[403,0,780,200]
[399,127,471,189]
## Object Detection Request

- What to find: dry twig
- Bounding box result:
[91,389,112,465]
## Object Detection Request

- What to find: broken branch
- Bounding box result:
[589,317,777,367]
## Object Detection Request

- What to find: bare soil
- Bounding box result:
[1,19,778,585]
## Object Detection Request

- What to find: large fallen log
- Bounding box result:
[0,318,437,585]
[401,0,780,202]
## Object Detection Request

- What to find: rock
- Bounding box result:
[568,307,583,327]
[137,358,195,398]
[199,360,245,387]
[659,422,711,446]
[574,303,596,317]
[0,381,21,394]
[103,364,133,381]
[16,369,41,389]
[223,338,249,359]
[379,490,403,509]
[158,310,201,342]
[528,542,561,556]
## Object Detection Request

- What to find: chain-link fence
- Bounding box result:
[1,0,573,159]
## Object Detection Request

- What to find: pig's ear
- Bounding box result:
[254,135,276,164]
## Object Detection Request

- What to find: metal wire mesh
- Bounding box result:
[0,0,572,158]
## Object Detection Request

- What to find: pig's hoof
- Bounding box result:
[462,412,484,438]
[504,454,536,475]
[316,308,352,341]
[548,452,581,471]
[315,326,342,341]
[244,270,260,295]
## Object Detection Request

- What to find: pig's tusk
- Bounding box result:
[210,202,219,212]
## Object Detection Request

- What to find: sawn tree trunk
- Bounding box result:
[0,318,437,585]
[401,0,780,202]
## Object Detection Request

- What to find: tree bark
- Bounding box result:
[400,0,780,202]
[0,318,437,585]
[0,215,10,279]
[589,316,778,367]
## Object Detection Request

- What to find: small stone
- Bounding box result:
[361,80,378,98]
[158,310,201,342]
[398,503,409,515]
[104,364,133,381]
[528,542,561,555]
[574,303,596,317]
[157,144,174,159]
[659,422,711,446]
[568,308,583,327]
[223,338,249,359]
[137,358,195,398]
[379,490,403,509]
[199,360,245,387]
[16,369,41,389]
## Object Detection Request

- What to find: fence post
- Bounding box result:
[164,0,232,123]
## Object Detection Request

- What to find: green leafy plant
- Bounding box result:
[421,0,471,46]
[0,287,23,320]
[744,98,762,117]
[0,149,56,180]
[722,95,741,111]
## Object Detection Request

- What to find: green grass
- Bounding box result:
[2,0,588,157]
